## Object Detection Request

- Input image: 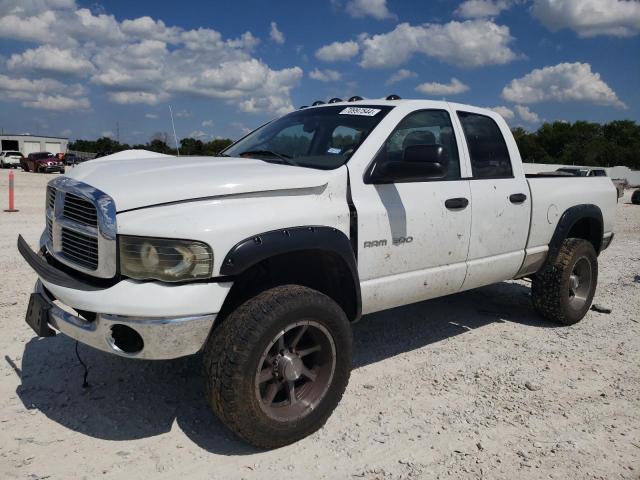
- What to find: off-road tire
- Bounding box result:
[532,238,598,325]
[632,189,640,205]
[203,285,352,448]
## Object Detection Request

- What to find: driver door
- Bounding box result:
[351,109,472,314]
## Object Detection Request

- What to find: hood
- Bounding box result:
[65,151,334,212]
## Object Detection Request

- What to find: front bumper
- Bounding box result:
[39,165,64,173]
[34,280,217,359]
[19,236,231,359]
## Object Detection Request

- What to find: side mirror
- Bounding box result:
[368,144,448,183]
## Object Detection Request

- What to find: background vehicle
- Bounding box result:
[0,151,23,168]
[556,166,608,177]
[554,166,624,198]
[19,98,617,449]
[63,153,79,166]
[22,152,64,173]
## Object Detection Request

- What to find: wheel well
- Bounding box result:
[567,217,603,253]
[216,250,360,327]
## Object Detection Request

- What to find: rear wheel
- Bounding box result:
[532,238,598,325]
[632,189,640,205]
[203,285,352,448]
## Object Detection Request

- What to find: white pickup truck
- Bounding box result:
[18,98,617,448]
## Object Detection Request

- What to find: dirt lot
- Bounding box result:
[0,169,638,479]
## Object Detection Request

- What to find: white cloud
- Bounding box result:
[202,119,214,127]
[385,69,417,85]
[455,0,509,18]
[0,2,303,115]
[514,104,540,123]
[101,130,114,138]
[8,45,94,76]
[489,105,515,119]
[189,130,209,138]
[359,20,518,68]
[145,113,159,119]
[269,21,285,44]
[502,62,626,108]
[175,109,192,118]
[309,68,342,82]
[415,78,469,95]
[24,94,90,111]
[0,10,58,43]
[121,16,181,42]
[315,40,360,62]
[345,0,395,19]
[531,0,640,37]
[0,73,90,110]
[108,91,169,105]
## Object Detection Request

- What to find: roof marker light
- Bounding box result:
[386,94,401,100]
[348,96,363,102]
[328,98,343,103]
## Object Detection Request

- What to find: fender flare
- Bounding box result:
[548,204,603,259]
[220,226,361,319]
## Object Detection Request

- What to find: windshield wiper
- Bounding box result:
[239,149,296,165]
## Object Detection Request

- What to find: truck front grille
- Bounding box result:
[63,193,98,227]
[61,227,99,270]
[47,187,56,210]
[44,177,116,278]
[46,217,53,242]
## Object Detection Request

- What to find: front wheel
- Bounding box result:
[532,238,598,325]
[203,285,352,448]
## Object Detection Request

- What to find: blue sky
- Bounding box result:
[0,0,639,144]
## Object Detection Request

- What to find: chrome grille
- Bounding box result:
[61,227,99,270]
[46,217,53,242]
[63,193,98,226]
[47,187,56,209]
[44,177,117,278]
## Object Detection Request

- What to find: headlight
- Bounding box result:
[119,236,213,282]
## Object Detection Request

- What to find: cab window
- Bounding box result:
[376,109,461,180]
[458,111,513,178]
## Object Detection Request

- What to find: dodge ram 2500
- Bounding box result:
[18,98,617,448]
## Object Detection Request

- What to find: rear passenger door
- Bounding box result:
[455,110,531,290]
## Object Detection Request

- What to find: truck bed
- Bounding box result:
[526,176,617,251]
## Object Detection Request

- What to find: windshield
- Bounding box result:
[223,105,393,169]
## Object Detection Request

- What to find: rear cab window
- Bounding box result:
[457,111,513,179]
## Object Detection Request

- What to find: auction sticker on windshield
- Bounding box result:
[339,107,381,116]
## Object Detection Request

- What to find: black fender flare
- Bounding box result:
[220,226,361,319]
[548,204,603,259]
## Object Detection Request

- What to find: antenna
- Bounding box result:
[168,105,181,156]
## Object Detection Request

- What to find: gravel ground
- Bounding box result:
[1,169,639,479]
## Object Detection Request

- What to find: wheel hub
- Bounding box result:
[569,274,580,291]
[276,352,304,381]
[255,320,336,421]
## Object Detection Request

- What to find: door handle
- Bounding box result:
[444,197,469,210]
[509,193,527,204]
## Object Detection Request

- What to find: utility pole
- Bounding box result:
[116,122,120,143]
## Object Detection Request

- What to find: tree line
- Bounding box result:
[69,133,233,157]
[69,120,640,170]
[512,120,640,169]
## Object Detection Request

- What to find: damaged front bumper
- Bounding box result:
[30,280,217,359]
[19,235,230,360]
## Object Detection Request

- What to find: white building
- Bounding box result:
[0,134,68,155]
